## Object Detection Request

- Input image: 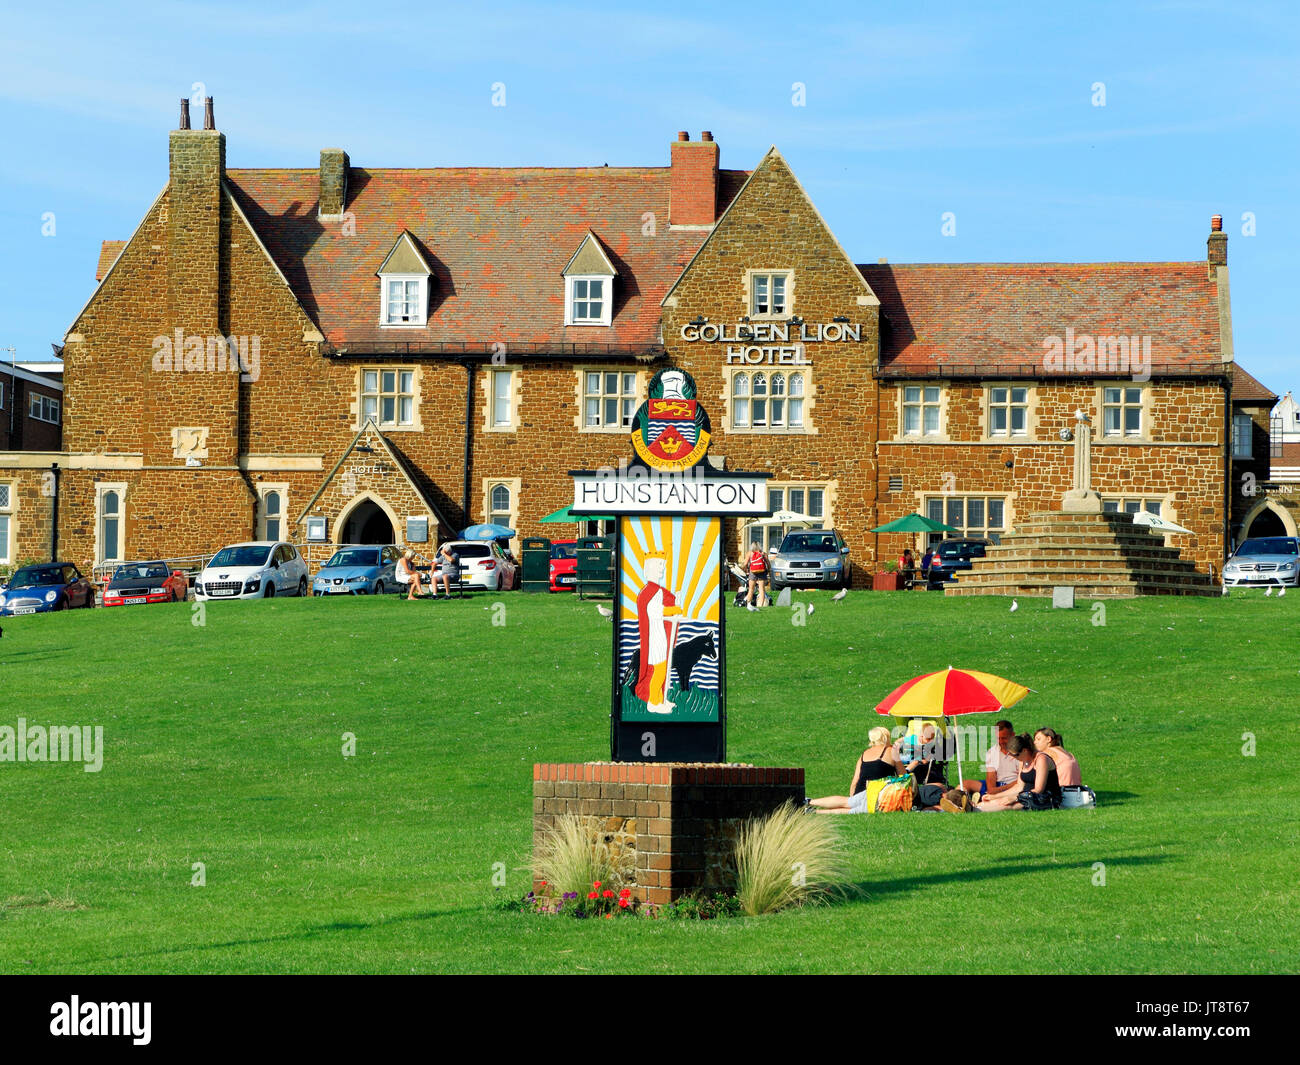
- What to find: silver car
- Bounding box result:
[770,529,851,590]
[1222,536,1300,589]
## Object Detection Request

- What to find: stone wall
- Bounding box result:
[533,762,805,905]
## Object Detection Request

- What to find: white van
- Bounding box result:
[195,541,309,600]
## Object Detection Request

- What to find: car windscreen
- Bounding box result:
[112,563,169,581]
[551,543,576,559]
[208,546,272,568]
[325,550,379,568]
[780,533,838,553]
[451,544,491,558]
[1237,538,1299,557]
[939,542,983,559]
[8,567,64,588]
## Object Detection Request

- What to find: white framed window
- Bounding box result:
[565,276,610,326]
[0,482,13,564]
[258,484,288,542]
[1102,386,1144,437]
[761,483,829,551]
[903,385,943,436]
[581,370,638,431]
[489,484,511,527]
[730,370,807,432]
[988,386,1029,437]
[924,494,1007,545]
[95,483,128,565]
[361,368,417,429]
[379,275,428,326]
[750,272,790,317]
[1233,414,1254,458]
[29,394,60,424]
[1103,496,1163,517]
[490,369,515,429]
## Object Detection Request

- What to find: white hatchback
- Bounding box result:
[195,541,310,601]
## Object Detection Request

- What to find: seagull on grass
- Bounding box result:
[1280,587,1288,598]
[1265,587,1273,597]
[1010,600,1019,613]
[831,587,848,602]
[595,604,613,618]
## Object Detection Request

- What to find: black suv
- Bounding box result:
[926,538,991,589]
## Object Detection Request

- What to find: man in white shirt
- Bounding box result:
[962,719,1020,798]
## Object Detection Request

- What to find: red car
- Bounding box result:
[102,561,189,606]
[549,540,577,591]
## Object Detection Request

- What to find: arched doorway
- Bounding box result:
[1241,499,1297,541]
[339,497,397,545]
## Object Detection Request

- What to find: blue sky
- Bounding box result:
[2,0,1296,397]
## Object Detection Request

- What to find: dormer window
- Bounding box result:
[377,231,433,327]
[562,231,616,327]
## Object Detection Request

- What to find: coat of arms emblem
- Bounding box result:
[631,368,712,471]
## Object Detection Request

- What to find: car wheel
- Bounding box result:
[375,580,384,595]
[265,583,276,599]
[298,577,308,597]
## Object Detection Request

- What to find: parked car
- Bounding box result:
[0,562,96,615]
[195,541,310,600]
[312,545,401,596]
[1222,536,1300,589]
[770,529,851,590]
[549,539,577,592]
[102,561,188,606]
[437,540,518,591]
[926,538,991,589]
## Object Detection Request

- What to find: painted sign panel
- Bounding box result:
[617,515,722,724]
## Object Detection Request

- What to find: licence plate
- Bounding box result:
[788,573,818,580]
[559,576,575,584]
[124,597,147,605]
[14,607,36,614]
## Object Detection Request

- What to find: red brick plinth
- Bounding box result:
[533,762,805,906]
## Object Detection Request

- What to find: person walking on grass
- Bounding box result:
[396,549,424,600]
[745,540,770,611]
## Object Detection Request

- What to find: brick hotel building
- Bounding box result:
[0,102,1272,582]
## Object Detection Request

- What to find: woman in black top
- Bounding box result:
[976,733,1060,811]
[808,727,902,813]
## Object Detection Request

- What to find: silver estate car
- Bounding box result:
[1222,536,1300,589]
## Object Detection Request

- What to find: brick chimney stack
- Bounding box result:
[1207,214,1227,266]
[168,97,224,333]
[319,148,350,219]
[670,130,719,227]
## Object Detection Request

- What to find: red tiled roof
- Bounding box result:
[859,262,1225,376]
[226,168,749,349]
[96,240,126,281]
[1231,363,1277,403]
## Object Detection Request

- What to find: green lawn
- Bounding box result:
[1,589,1297,974]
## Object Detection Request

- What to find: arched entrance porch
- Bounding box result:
[338,494,398,545]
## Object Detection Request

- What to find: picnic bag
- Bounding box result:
[869,774,915,813]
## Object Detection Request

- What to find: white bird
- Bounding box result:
[831,587,848,602]
[595,604,613,618]
[807,604,815,616]
[1010,600,1019,612]
[1265,587,1273,597]
[1280,587,1287,598]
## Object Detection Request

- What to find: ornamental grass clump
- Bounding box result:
[734,802,849,916]
[531,813,633,899]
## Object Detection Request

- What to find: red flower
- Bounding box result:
[604,913,613,919]
[593,881,602,889]
[603,890,615,898]
[587,891,598,899]
[619,898,630,909]
[619,888,631,897]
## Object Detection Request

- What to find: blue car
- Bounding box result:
[926,538,991,589]
[0,562,96,615]
[312,545,401,596]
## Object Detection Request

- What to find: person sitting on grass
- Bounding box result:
[962,719,1020,800]
[395,549,425,601]
[807,726,902,813]
[1034,727,1081,787]
[900,721,948,789]
[976,733,1060,811]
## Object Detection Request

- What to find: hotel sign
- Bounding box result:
[679,320,860,365]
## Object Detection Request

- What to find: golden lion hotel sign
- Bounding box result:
[679,319,860,364]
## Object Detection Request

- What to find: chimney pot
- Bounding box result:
[677,131,690,141]
[179,98,191,130]
[1207,215,1228,267]
[319,148,350,219]
[701,130,713,142]
[203,97,215,131]
[1211,214,1223,232]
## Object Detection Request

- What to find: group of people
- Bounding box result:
[896,546,947,590]
[394,545,460,601]
[809,718,1084,814]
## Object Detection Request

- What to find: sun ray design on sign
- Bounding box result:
[620,515,720,624]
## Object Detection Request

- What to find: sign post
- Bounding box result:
[571,367,770,762]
